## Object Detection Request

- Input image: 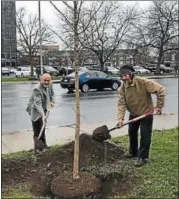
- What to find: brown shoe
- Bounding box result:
[123,153,137,158]
[134,158,148,167]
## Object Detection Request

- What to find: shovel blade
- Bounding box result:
[92,125,111,142]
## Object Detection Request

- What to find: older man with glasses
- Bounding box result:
[26,73,55,153]
[117,65,166,167]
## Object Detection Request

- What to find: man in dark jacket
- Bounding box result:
[117,65,166,167]
[26,73,55,153]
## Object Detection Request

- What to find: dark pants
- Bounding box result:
[32,117,47,149]
[128,114,153,159]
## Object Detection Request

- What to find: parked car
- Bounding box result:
[60,70,121,93]
[58,66,74,76]
[133,65,151,74]
[1,67,10,76]
[86,65,101,71]
[14,66,36,77]
[106,66,120,75]
[36,65,59,76]
[9,67,17,74]
[143,64,157,73]
[160,64,173,73]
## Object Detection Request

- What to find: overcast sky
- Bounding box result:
[16,1,151,25]
[16,1,152,48]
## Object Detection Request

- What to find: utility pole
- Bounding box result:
[38,1,43,75]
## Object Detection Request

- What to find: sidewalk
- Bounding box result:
[2,114,178,154]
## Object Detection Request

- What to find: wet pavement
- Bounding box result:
[2,78,178,133]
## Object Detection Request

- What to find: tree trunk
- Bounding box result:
[29,52,34,77]
[100,59,104,71]
[156,47,163,74]
[73,1,80,180]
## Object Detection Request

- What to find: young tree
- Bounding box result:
[15,7,52,77]
[50,1,103,179]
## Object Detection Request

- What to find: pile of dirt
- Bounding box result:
[2,133,137,198]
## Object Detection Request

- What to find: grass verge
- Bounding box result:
[112,127,178,198]
[2,128,178,198]
[1,76,60,82]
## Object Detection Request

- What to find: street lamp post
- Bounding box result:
[38,1,43,75]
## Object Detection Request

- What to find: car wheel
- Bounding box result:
[67,88,74,93]
[111,81,119,91]
[81,83,89,93]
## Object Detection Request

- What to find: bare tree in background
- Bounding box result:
[15,7,53,77]
[50,1,103,179]
[80,2,139,71]
[146,1,178,73]
[127,1,178,73]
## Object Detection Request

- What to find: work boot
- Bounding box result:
[123,153,137,159]
[134,158,148,167]
[33,136,44,151]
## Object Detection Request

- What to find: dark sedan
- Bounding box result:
[60,70,121,93]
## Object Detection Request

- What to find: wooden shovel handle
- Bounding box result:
[38,110,50,140]
[109,111,153,132]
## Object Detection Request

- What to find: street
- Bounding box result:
[2,78,178,133]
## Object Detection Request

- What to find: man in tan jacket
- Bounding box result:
[117,65,166,167]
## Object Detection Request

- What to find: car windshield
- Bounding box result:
[134,66,141,69]
[43,66,57,71]
[67,71,85,77]
[96,71,108,77]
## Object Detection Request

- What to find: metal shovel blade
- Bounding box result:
[92,125,111,142]
[92,112,153,142]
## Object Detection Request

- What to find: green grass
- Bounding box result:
[2,183,34,198]
[2,144,61,160]
[2,77,30,82]
[1,76,60,82]
[112,128,178,198]
[2,129,178,198]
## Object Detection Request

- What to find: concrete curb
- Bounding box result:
[2,114,178,154]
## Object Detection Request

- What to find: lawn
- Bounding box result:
[1,76,60,82]
[112,127,178,198]
[2,128,178,198]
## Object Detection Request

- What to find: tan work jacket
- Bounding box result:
[118,76,166,120]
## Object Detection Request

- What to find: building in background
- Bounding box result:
[1,1,17,67]
[36,44,59,52]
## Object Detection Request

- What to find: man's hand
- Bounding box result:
[42,115,47,123]
[117,119,123,128]
[155,107,162,115]
[50,102,55,108]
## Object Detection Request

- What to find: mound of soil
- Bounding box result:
[2,133,137,198]
[51,172,101,199]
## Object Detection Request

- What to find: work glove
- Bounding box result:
[154,107,162,115]
[117,119,123,128]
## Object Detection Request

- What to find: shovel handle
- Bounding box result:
[109,111,153,132]
[38,110,50,140]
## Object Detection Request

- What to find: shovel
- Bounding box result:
[92,111,153,142]
[38,109,51,140]
[34,110,51,150]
